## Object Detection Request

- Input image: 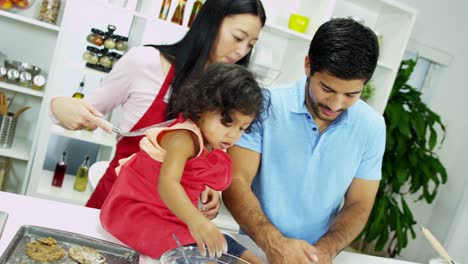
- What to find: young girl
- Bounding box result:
[100,63,268,263]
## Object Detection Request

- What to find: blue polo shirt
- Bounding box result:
[236,77,386,244]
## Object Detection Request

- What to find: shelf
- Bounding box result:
[0,82,45,97]
[34,170,92,205]
[0,9,60,32]
[50,124,116,148]
[377,60,395,71]
[0,137,31,161]
[263,24,313,41]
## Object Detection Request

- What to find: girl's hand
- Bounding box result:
[187,217,227,258]
[199,186,221,220]
[50,97,112,133]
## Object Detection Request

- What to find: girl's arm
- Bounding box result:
[158,130,226,257]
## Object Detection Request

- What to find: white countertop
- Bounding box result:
[0,191,419,263]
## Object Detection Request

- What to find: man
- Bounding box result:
[223,18,386,264]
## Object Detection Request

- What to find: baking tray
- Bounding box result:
[0,225,139,264]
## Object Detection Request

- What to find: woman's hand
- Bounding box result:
[199,186,221,220]
[187,216,227,258]
[50,97,112,133]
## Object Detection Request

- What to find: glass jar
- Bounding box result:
[115,36,128,51]
[83,47,100,64]
[38,0,61,25]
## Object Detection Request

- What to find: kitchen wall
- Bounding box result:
[395,0,468,263]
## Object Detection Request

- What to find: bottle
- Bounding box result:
[188,0,203,28]
[73,155,90,192]
[72,76,85,99]
[52,152,67,187]
[171,0,187,25]
[158,0,172,20]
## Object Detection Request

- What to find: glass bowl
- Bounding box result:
[0,0,35,11]
[160,246,250,264]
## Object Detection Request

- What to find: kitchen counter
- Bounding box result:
[0,192,419,263]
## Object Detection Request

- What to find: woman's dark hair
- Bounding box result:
[308,18,379,83]
[147,0,266,118]
[172,63,269,133]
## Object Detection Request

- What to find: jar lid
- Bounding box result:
[91,28,105,36]
[86,46,101,53]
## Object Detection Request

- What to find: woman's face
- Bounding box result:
[209,14,263,64]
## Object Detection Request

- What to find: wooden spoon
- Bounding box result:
[13,106,31,118]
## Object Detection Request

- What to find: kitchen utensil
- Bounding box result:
[0,92,7,115]
[112,119,174,137]
[0,113,17,148]
[421,226,455,264]
[172,233,190,264]
[7,92,16,112]
[13,106,31,118]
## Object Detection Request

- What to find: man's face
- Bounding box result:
[304,57,365,124]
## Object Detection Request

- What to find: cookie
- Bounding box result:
[68,246,106,264]
[26,237,65,262]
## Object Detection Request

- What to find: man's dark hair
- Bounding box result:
[147,0,266,118]
[172,63,269,133]
[308,18,379,82]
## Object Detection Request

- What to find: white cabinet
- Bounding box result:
[3,0,416,205]
[0,3,65,194]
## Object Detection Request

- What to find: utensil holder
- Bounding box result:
[0,113,17,148]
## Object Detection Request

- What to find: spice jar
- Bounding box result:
[6,68,19,83]
[99,55,112,68]
[18,71,32,87]
[83,47,100,64]
[38,0,61,25]
[104,38,116,49]
[0,67,6,81]
[32,75,46,91]
[115,36,128,51]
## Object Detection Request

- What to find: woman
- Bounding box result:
[50,0,266,210]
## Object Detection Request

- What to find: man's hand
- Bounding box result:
[264,236,318,264]
[199,186,220,220]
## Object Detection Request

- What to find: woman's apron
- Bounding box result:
[85,65,175,209]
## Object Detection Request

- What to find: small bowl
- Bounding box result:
[288,13,310,33]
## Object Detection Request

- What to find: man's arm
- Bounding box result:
[313,178,380,263]
[224,146,317,264]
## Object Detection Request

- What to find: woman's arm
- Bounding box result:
[158,130,226,258]
[50,47,156,131]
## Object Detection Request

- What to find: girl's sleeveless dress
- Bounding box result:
[100,117,232,258]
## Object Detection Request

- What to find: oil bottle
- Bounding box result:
[73,155,90,192]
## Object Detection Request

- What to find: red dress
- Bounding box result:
[100,118,232,259]
[86,65,175,209]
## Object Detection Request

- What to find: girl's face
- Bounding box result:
[198,110,254,150]
[209,14,262,64]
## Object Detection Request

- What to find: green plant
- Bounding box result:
[358,59,447,256]
[361,80,375,101]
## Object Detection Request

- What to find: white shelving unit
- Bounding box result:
[0,82,45,98]
[6,0,416,205]
[0,1,66,194]
[35,170,92,205]
[0,9,60,31]
[0,138,31,161]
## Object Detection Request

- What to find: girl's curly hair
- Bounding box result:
[171,63,269,133]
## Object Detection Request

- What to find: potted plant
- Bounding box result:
[361,80,375,101]
[356,59,447,256]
